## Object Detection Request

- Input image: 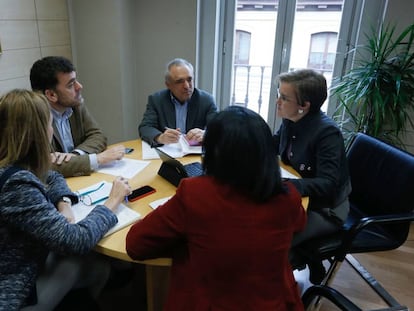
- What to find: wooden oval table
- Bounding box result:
[66,139,308,311]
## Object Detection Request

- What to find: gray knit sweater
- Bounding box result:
[0,167,118,310]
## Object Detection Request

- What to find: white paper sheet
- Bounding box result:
[142,135,202,159]
[97,158,150,178]
[149,196,172,209]
[141,140,160,160]
[158,136,202,158]
[281,167,299,179]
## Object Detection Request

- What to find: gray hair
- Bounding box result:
[164,58,194,82]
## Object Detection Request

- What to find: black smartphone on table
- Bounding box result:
[127,185,156,202]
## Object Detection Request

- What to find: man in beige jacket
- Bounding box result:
[30,56,125,177]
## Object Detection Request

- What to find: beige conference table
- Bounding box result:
[66,139,179,311]
[66,139,308,311]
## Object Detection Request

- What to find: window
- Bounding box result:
[234,30,251,64]
[308,32,338,71]
[198,0,388,129]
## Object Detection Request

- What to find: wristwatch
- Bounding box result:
[60,196,72,205]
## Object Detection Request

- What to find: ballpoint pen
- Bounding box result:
[164,126,181,133]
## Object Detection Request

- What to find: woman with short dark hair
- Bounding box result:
[127,106,306,310]
[274,69,351,283]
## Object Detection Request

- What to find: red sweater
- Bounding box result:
[126,176,306,311]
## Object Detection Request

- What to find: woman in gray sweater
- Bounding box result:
[0,89,131,310]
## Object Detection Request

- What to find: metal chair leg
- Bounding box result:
[345,254,408,310]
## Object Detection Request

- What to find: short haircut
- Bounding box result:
[278,69,327,112]
[203,106,285,202]
[0,89,51,179]
[164,58,194,82]
[30,56,75,93]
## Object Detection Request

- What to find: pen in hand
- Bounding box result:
[164,126,181,133]
[161,127,181,144]
[101,176,131,212]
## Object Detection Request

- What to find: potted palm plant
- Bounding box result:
[331,22,414,148]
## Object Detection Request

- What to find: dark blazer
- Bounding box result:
[274,111,351,223]
[126,177,306,311]
[138,88,217,146]
[51,104,107,177]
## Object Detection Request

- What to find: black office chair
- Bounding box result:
[292,133,414,310]
[302,285,362,311]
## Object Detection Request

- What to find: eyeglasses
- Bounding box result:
[75,182,108,206]
[277,89,295,103]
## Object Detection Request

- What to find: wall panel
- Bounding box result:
[35,0,69,20]
[0,0,71,95]
[0,21,39,49]
[0,49,41,79]
[0,0,36,20]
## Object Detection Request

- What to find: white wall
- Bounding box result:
[0,0,72,94]
[134,0,197,119]
[68,0,197,144]
[68,0,137,144]
[384,0,414,153]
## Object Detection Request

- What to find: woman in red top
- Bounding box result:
[126,106,306,310]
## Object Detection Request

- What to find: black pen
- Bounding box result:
[164,126,182,135]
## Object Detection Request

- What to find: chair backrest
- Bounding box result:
[347,133,414,216]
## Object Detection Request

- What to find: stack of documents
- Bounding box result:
[158,135,202,158]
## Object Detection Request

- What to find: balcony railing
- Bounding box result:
[231,64,273,118]
[231,64,333,117]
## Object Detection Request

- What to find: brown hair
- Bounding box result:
[278,69,327,112]
[0,89,51,179]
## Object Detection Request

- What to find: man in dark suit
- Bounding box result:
[30,56,126,177]
[139,58,217,147]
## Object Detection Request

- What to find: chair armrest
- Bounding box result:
[341,212,414,253]
[302,285,362,311]
[349,212,414,238]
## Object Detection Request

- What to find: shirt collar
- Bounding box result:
[51,107,73,120]
[170,92,188,106]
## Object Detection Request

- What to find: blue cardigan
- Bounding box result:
[0,168,117,310]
